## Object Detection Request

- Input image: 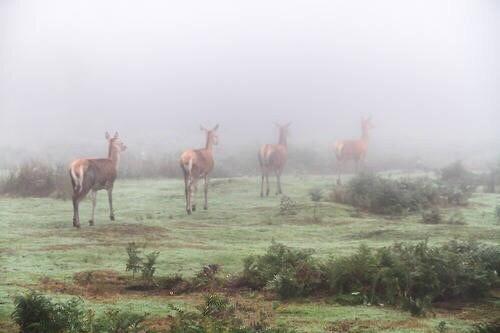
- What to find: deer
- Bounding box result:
[334,116,374,184]
[180,124,219,215]
[69,132,127,228]
[258,123,291,197]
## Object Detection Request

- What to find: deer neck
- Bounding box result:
[108,146,121,169]
[361,128,370,144]
[278,132,287,147]
[205,135,214,152]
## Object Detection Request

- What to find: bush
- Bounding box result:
[125,242,143,278]
[1,161,72,199]
[141,251,159,287]
[241,241,321,299]
[279,196,298,216]
[240,240,499,314]
[421,208,442,224]
[332,173,440,215]
[332,172,474,215]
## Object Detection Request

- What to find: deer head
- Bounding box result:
[200,124,219,148]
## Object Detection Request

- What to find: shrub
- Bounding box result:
[94,309,148,333]
[332,172,474,215]
[142,251,160,287]
[447,211,466,225]
[11,292,97,333]
[1,161,72,199]
[279,196,298,216]
[332,173,440,215]
[421,208,442,224]
[495,205,500,223]
[125,242,143,278]
[241,242,321,299]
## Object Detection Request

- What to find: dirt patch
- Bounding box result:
[37,270,129,299]
[70,223,169,241]
[433,301,500,322]
[325,318,426,332]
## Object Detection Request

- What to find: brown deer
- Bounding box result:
[69,132,127,228]
[258,123,291,197]
[334,116,374,184]
[180,124,219,215]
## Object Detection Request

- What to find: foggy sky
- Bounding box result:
[1,1,499,160]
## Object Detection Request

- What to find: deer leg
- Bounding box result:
[265,173,270,197]
[192,181,198,212]
[183,173,190,214]
[107,188,115,221]
[337,160,342,185]
[89,190,97,226]
[203,176,209,210]
[276,172,282,195]
[72,193,82,228]
[260,174,265,197]
[186,176,192,215]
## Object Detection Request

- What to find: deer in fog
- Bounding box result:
[69,132,127,228]
[180,124,219,215]
[334,116,374,184]
[258,123,291,197]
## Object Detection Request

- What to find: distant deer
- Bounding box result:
[69,132,127,228]
[334,116,374,184]
[258,123,291,197]
[180,124,219,215]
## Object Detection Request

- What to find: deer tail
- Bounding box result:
[181,157,193,178]
[69,163,84,193]
[334,141,344,159]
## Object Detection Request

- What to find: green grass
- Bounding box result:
[1,175,499,332]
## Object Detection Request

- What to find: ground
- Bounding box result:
[0,175,499,332]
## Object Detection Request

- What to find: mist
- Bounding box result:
[1,0,499,170]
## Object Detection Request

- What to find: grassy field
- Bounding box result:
[1,174,499,332]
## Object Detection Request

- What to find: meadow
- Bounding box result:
[0,174,499,332]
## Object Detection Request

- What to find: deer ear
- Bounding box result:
[213,124,219,131]
[114,131,119,138]
[105,132,111,140]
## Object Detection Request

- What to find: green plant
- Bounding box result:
[241,241,321,299]
[11,291,149,333]
[125,242,143,278]
[309,188,323,222]
[436,320,447,333]
[141,251,160,287]
[495,205,500,223]
[279,196,297,216]
[11,292,89,333]
[421,207,442,224]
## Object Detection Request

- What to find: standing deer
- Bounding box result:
[258,123,291,197]
[69,132,127,228]
[180,124,219,215]
[334,116,374,184]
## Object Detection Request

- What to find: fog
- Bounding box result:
[1,0,499,169]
